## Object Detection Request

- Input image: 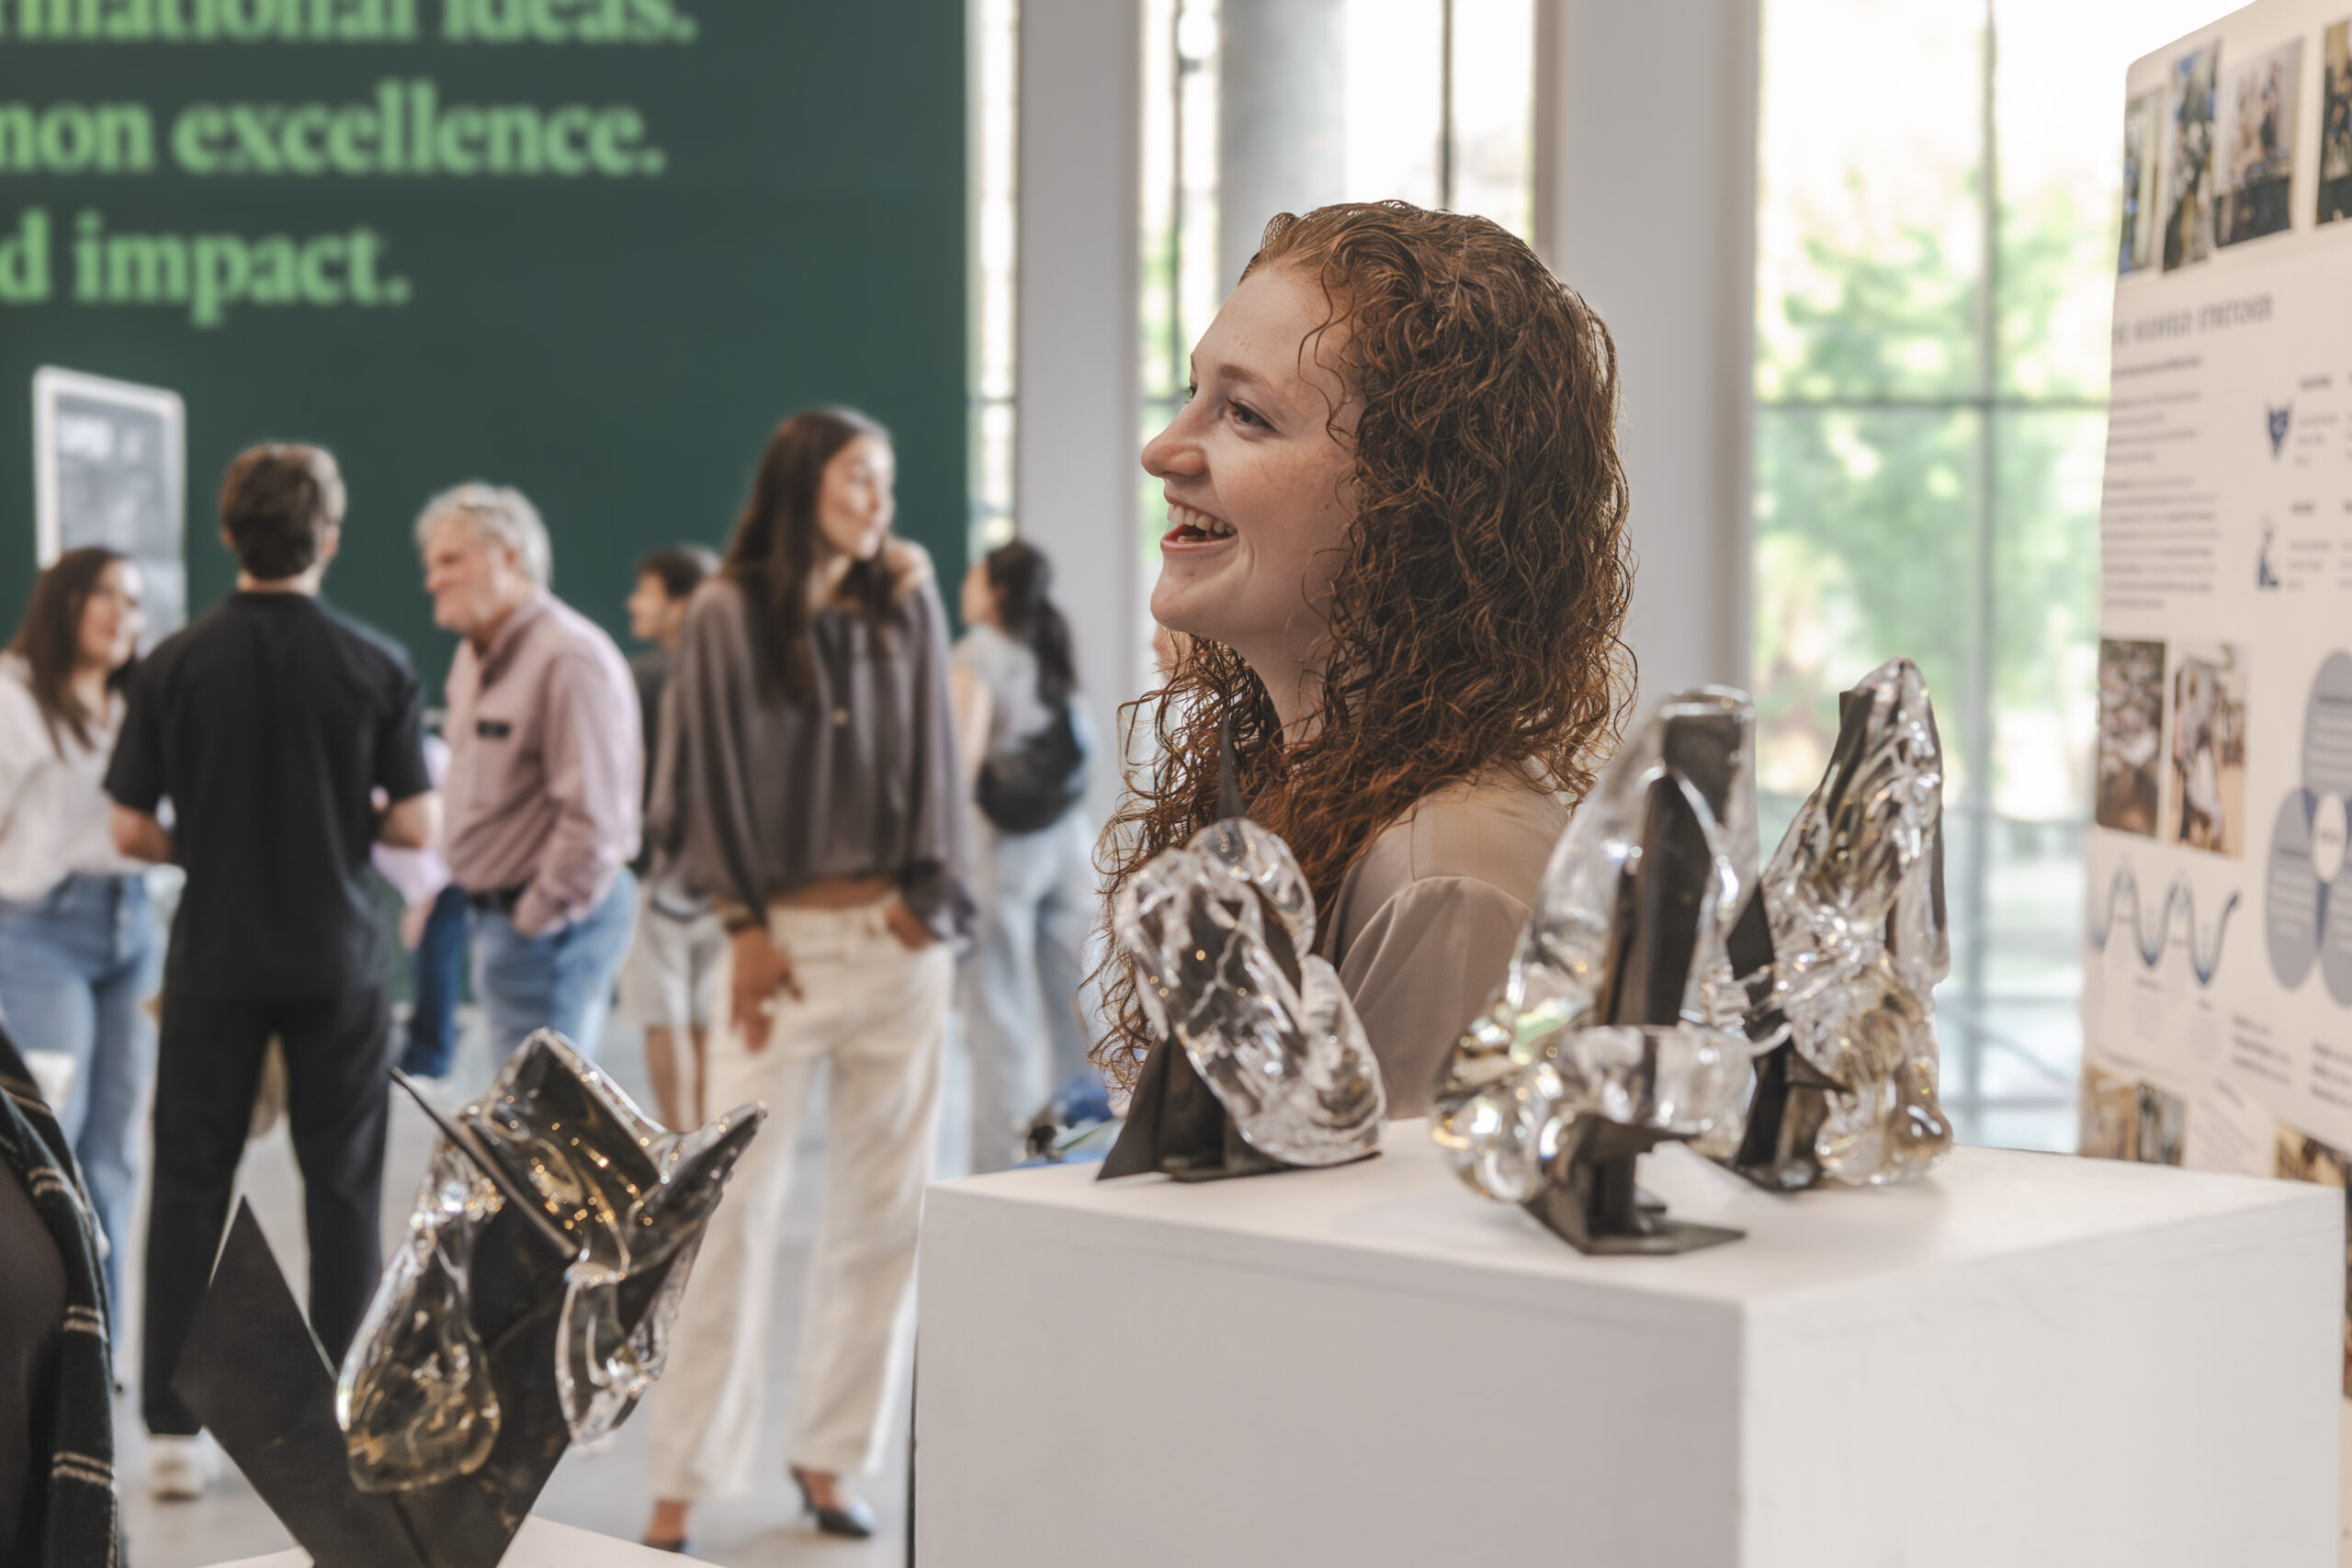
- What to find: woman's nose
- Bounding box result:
[1141,419,1196,478]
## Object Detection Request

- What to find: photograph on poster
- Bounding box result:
[2165,42,2222,269]
[2120,88,2164,273]
[2169,641,2248,854]
[2080,1063,2189,1165]
[2217,37,2302,246]
[2272,1128,2352,1396]
[2322,21,2352,225]
[2097,637,2167,835]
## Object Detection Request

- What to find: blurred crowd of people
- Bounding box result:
[0,407,1098,1547]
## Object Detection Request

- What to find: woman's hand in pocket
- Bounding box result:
[883,898,937,953]
[729,925,801,1051]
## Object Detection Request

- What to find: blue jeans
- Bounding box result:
[399,883,471,1078]
[0,872,160,1313]
[960,812,1098,1174]
[469,870,638,1063]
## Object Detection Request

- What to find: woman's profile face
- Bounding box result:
[959,559,1000,627]
[77,559,144,673]
[1141,265,1358,673]
[816,434,897,562]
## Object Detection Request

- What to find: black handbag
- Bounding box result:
[976,704,1087,833]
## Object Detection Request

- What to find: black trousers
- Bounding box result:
[141,987,392,1436]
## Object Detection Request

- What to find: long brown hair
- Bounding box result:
[980,540,1078,709]
[723,407,900,701]
[1094,200,1635,1078]
[6,547,133,760]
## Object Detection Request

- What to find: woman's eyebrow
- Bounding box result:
[1204,359,1290,411]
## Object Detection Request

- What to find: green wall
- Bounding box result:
[0,0,968,693]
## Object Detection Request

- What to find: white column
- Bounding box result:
[1217,0,1349,292]
[1017,0,1145,827]
[1534,0,1760,707]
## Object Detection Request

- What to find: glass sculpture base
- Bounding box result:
[1521,1118,1744,1255]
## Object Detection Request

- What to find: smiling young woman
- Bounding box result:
[1107,199,1635,1116]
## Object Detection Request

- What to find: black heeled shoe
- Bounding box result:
[790,1467,876,1540]
[640,1537,689,1554]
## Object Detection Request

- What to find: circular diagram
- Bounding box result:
[2266,650,2352,999]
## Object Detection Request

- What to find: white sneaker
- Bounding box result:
[147,1433,215,1502]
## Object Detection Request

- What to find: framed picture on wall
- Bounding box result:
[32,366,187,644]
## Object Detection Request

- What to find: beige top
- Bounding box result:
[1321,763,1570,1118]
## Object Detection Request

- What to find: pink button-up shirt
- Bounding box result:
[443,592,640,936]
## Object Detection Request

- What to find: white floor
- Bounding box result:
[114,1004,976,1568]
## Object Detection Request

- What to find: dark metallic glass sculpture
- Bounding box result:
[1727,658,1953,1190]
[1430,690,1767,1253]
[1101,816,1385,1180]
[172,1031,763,1568]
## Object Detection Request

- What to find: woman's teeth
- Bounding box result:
[1171,503,1234,539]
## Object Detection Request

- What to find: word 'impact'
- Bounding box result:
[0,207,411,327]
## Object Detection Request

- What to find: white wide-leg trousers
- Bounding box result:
[649,897,952,1495]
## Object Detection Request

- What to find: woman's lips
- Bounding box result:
[1161,500,1237,552]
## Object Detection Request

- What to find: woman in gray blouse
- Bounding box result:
[1107,199,1635,1117]
[643,408,968,1547]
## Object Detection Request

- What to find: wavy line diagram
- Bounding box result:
[2086,865,2242,985]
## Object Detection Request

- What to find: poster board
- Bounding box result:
[32,366,187,641]
[2081,0,2352,1418]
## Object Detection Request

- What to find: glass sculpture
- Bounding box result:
[171,1030,763,1568]
[341,1032,764,1487]
[1430,689,1768,1253]
[1726,657,1954,1190]
[1100,816,1385,1179]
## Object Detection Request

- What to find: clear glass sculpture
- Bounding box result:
[1748,656,1952,1186]
[1430,690,1767,1228]
[336,1031,763,1492]
[1114,817,1385,1168]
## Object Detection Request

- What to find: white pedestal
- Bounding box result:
[210,1516,676,1568]
[916,1121,2342,1568]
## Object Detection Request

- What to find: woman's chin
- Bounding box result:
[1148,581,1220,643]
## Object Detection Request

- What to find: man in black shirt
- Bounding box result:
[106,444,436,1499]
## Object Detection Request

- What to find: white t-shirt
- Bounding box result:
[0,652,141,903]
[952,623,1057,764]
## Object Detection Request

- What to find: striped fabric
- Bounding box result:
[0,1025,120,1568]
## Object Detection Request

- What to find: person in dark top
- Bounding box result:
[618,546,721,1130]
[0,1111,66,1568]
[104,444,437,1502]
[0,1023,119,1568]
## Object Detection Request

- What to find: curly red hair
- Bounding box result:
[1094,199,1635,1079]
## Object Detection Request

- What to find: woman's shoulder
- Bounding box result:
[1345,761,1569,912]
[681,573,753,638]
[0,655,41,729]
[954,620,1027,672]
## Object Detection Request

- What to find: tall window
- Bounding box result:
[969,0,1019,561]
[1136,0,1534,684]
[1752,0,2224,1149]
